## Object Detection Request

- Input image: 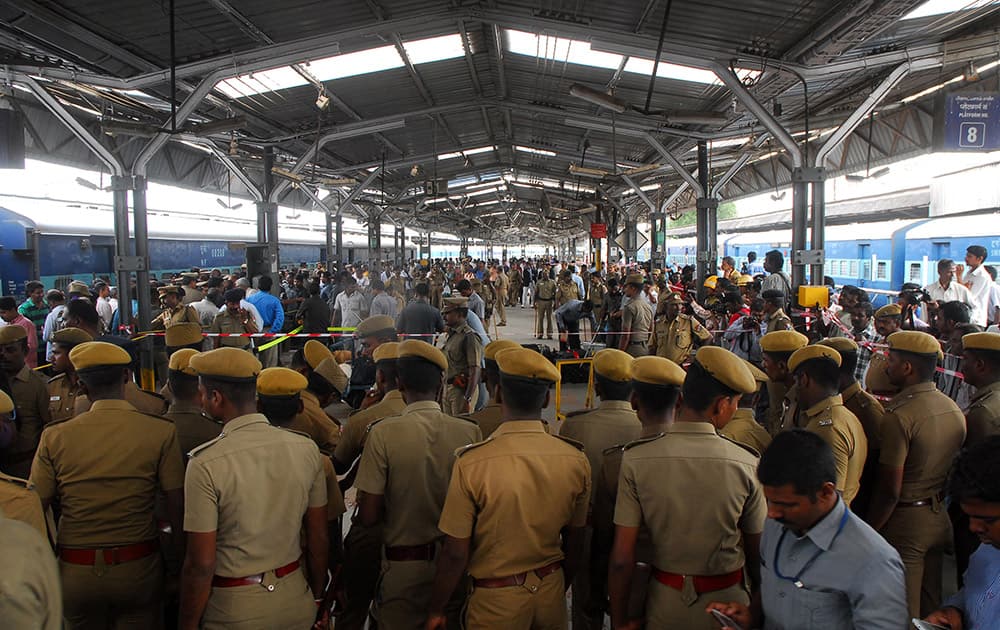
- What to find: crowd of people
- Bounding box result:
[0,242,998,629]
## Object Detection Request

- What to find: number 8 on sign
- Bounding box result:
[960,122,986,148]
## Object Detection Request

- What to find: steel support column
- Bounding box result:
[790,173,811,291]
[810,176,826,285]
[130,175,155,388]
[623,217,638,262]
[335,215,344,265]
[260,148,279,278]
[368,214,381,263]
[460,237,469,259]
[109,175,133,332]
[696,141,718,302]
[395,224,405,266]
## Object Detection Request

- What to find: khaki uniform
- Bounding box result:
[388,275,406,299]
[964,380,1000,447]
[430,269,445,310]
[764,380,788,437]
[766,308,792,333]
[288,390,340,452]
[495,272,509,325]
[865,351,899,396]
[438,421,590,629]
[208,309,253,349]
[719,408,772,455]
[332,389,406,630]
[30,399,185,628]
[165,402,222,456]
[184,414,328,629]
[614,423,766,629]
[355,401,482,628]
[509,270,522,307]
[778,382,800,432]
[650,314,712,365]
[468,403,556,438]
[841,381,885,518]
[0,512,62,630]
[150,303,199,330]
[0,471,51,543]
[559,401,641,630]
[877,381,966,618]
[589,281,607,325]
[556,280,579,307]
[621,297,653,358]
[534,278,557,337]
[800,394,868,505]
[74,381,169,417]
[181,285,200,305]
[1,365,51,478]
[441,322,483,415]
[47,371,83,423]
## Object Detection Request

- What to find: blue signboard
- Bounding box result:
[940,92,1000,151]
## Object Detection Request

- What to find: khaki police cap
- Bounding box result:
[662,292,683,305]
[304,339,334,370]
[760,330,809,354]
[0,326,26,345]
[788,344,842,373]
[69,341,132,371]
[484,339,521,362]
[165,322,203,347]
[963,332,1000,353]
[692,346,756,394]
[624,273,644,287]
[592,348,634,382]
[355,315,396,339]
[181,272,199,279]
[314,357,348,393]
[168,348,200,375]
[51,327,93,346]
[0,390,11,414]
[496,347,561,383]
[158,285,181,296]
[67,281,90,295]
[887,330,943,360]
[257,367,308,397]
[398,339,448,372]
[189,347,262,380]
[441,296,469,313]
[875,303,902,318]
[704,275,718,289]
[817,337,859,354]
[372,341,400,363]
[743,359,769,391]
[738,274,754,286]
[631,355,686,387]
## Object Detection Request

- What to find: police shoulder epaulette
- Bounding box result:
[187,433,225,458]
[622,433,664,451]
[455,413,479,425]
[278,426,313,441]
[455,437,493,457]
[0,471,31,488]
[602,442,628,456]
[719,434,761,458]
[554,434,586,451]
[46,373,66,385]
[364,416,390,435]
[563,408,592,419]
[136,411,175,424]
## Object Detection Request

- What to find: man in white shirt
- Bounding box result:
[924,258,975,308]
[94,281,114,333]
[983,265,1000,326]
[333,277,368,351]
[959,245,991,326]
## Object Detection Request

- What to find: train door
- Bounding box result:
[92,245,116,285]
[856,243,870,287]
[931,241,950,262]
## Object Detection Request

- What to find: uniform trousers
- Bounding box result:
[570,526,604,630]
[765,381,789,436]
[336,519,383,630]
[535,300,554,336]
[465,567,566,630]
[522,286,533,308]
[443,385,478,416]
[646,577,748,630]
[495,291,507,324]
[61,552,163,630]
[375,557,465,629]
[880,503,953,618]
[201,566,315,630]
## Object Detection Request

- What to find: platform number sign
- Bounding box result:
[937,92,1000,152]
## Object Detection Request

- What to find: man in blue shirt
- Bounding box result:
[246,275,285,367]
[554,299,595,353]
[708,429,907,629]
[923,435,1000,630]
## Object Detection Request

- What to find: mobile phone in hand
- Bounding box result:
[912,620,949,630]
[711,609,744,630]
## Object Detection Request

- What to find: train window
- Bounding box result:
[863,261,872,280]
[876,261,888,280]
[909,263,922,283]
[850,260,859,277]
[839,260,848,275]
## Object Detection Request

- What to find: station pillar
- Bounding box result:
[460,236,469,259]
[130,174,155,389]
[368,214,381,263]
[394,224,406,266]
[696,141,718,302]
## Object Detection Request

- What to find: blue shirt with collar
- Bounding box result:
[246,290,284,331]
[759,497,907,629]
[945,543,1000,629]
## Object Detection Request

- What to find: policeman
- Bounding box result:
[534,268,557,339]
[620,274,653,358]
[719,360,772,455]
[150,285,200,329]
[958,331,1000,446]
[47,327,93,422]
[762,289,792,333]
[164,348,222,456]
[760,330,809,435]
[816,336,885,519]
[608,346,764,629]
[866,303,903,396]
[349,315,398,410]
[0,388,51,543]
[440,297,483,415]
[866,331,966,618]
[427,347,590,629]
[467,339,521,438]
[786,345,868,505]
[31,341,185,628]
[559,348,642,630]
[179,348,329,630]
[494,266,509,326]
[0,509,62,629]
[650,292,712,365]
[556,270,580,307]
[0,325,51,477]
[593,355,686,627]
[165,322,205,353]
[588,271,607,325]
[429,265,445,310]
[179,272,201,305]
[355,340,481,628]
[288,339,347,451]
[208,288,257,350]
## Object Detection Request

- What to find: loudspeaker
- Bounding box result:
[0,110,25,169]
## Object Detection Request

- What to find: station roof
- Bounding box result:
[2,0,999,243]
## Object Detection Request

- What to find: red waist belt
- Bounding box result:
[652,567,743,594]
[59,539,159,566]
[212,559,301,588]
[385,542,436,562]
[474,560,562,588]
